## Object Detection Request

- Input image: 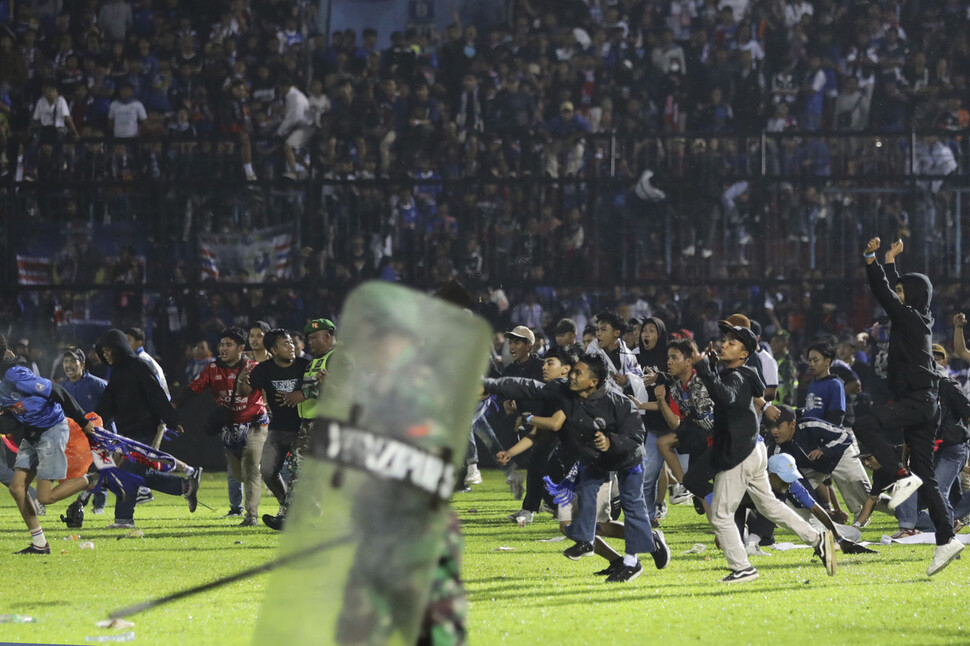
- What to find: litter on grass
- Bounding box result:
[538,536,566,543]
[95,619,135,630]
[684,543,707,554]
[0,614,36,623]
[494,546,516,551]
[85,633,134,642]
[80,541,95,550]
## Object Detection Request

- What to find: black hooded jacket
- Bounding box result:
[937,369,970,447]
[694,357,765,471]
[866,261,939,397]
[94,329,179,439]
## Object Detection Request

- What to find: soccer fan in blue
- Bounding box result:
[60,347,109,524]
[738,453,876,556]
[765,405,871,516]
[0,336,98,554]
[803,341,846,426]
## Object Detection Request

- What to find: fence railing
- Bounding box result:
[3,131,970,294]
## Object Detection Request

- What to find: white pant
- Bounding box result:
[712,442,820,571]
[802,447,872,515]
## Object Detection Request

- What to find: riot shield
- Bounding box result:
[254,282,491,646]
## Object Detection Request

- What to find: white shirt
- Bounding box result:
[32,95,71,128]
[137,348,171,400]
[756,347,779,388]
[308,93,331,128]
[108,100,147,138]
[277,86,311,136]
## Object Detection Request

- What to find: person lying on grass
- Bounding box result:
[738,452,877,556]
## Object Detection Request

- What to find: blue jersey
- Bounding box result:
[804,375,845,419]
[786,479,818,510]
[62,373,108,414]
[0,365,65,429]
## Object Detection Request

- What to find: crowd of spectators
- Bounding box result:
[1,1,970,301]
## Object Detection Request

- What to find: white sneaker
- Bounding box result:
[927,538,964,576]
[887,474,923,511]
[245,171,258,182]
[465,464,483,485]
[745,541,772,557]
[670,484,692,505]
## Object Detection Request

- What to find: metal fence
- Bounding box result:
[3,130,970,293]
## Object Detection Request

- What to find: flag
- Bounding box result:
[16,256,52,285]
[198,225,295,282]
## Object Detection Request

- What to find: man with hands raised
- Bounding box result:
[853,237,962,576]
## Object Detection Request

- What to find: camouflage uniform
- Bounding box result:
[417,511,468,646]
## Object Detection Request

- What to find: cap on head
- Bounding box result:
[560,100,574,112]
[303,318,336,337]
[717,321,758,356]
[553,318,578,335]
[725,313,751,329]
[767,453,802,483]
[932,343,948,362]
[505,325,536,346]
[63,347,86,364]
[252,320,271,333]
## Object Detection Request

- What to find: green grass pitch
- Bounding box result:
[0,471,968,645]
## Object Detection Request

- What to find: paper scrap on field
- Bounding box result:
[881,533,970,545]
[538,536,566,543]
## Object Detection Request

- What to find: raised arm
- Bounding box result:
[864,237,906,317]
[953,314,970,363]
[482,377,557,403]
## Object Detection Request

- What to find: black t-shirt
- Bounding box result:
[248,357,309,432]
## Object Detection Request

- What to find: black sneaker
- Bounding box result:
[60,499,85,529]
[651,530,670,570]
[184,467,203,513]
[814,530,837,576]
[593,559,623,576]
[721,567,759,583]
[692,496,706,515]
[563,541,595,560]
[15,543,51,555]
[262,514,284,531]
[605,560,643,582]
[135,488,154,505]
[224,508,244,518]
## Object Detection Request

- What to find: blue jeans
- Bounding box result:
[227,469,243,512]
[466,415,517,477]
[895,443,967,530]
[114,461,186,523]
[641,432,663,522]
[569,465,656,556]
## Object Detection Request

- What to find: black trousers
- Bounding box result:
[682,447,720,500]
[854,392,955,545]
[522,437,560,513]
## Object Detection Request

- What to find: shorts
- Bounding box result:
[286,127,313,149]
[14,419,70,480]
[559,478,612,525]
